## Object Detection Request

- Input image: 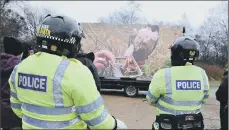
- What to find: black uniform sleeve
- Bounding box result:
[216,74,228,103]
[88,60,101,92]
[77,57,101,92]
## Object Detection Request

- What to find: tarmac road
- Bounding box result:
[101,87,220,129]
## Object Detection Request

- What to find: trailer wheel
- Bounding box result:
[124,86,138,97]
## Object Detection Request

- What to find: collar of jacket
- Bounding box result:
[185,62,193,66]
[35,52,68,60]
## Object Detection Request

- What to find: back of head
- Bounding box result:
[170,36,200,66]
[36,14,85,58]
[3,37,24,56]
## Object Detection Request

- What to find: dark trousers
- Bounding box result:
[1,102,22,129]
[220,103,228,130]
[9,127,22,130]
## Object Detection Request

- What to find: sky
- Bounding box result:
[16,1,222,29]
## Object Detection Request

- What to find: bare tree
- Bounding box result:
[98,1,144,24]
[150,1,228,67]
[0,1,28,52]
[151,13,193,36]
[196,1,228,66]
[178,13,193,35]
[19,3,54,42]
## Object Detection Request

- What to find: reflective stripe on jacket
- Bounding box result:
[9,52,115,129]
[146,63,210,115]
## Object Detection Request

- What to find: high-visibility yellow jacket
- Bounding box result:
[146,63,210,116]
[9,52,115,129]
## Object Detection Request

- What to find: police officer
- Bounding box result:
[216,69,228,130]
[146,36,210,130]
[9,14,127,129]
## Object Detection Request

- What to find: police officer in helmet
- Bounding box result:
[9,14,127,129]
[146,36,210,130]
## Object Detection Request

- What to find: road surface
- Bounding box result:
[101,87,220,129]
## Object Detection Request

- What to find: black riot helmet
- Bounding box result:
[170,36,200,66]
[36,14,85,58]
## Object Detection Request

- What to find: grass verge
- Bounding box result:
[210,81,221,88]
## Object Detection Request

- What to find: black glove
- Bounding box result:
[87,52,95,62]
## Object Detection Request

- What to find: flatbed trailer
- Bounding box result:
[99,76,151,97]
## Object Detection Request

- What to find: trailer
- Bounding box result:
[80,23,185,97]
[99,76,151,97]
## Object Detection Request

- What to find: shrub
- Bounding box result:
[196,63,225,80]
[146,60,225,81]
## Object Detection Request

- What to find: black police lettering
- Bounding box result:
[18,73,47,92]
[176,80,201,90]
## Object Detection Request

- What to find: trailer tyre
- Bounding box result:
[124,86,138,97]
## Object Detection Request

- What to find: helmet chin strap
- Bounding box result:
[75,42,81,54]
[69,42,81,58]
[61,49,69,57]
[17,52,24,60]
